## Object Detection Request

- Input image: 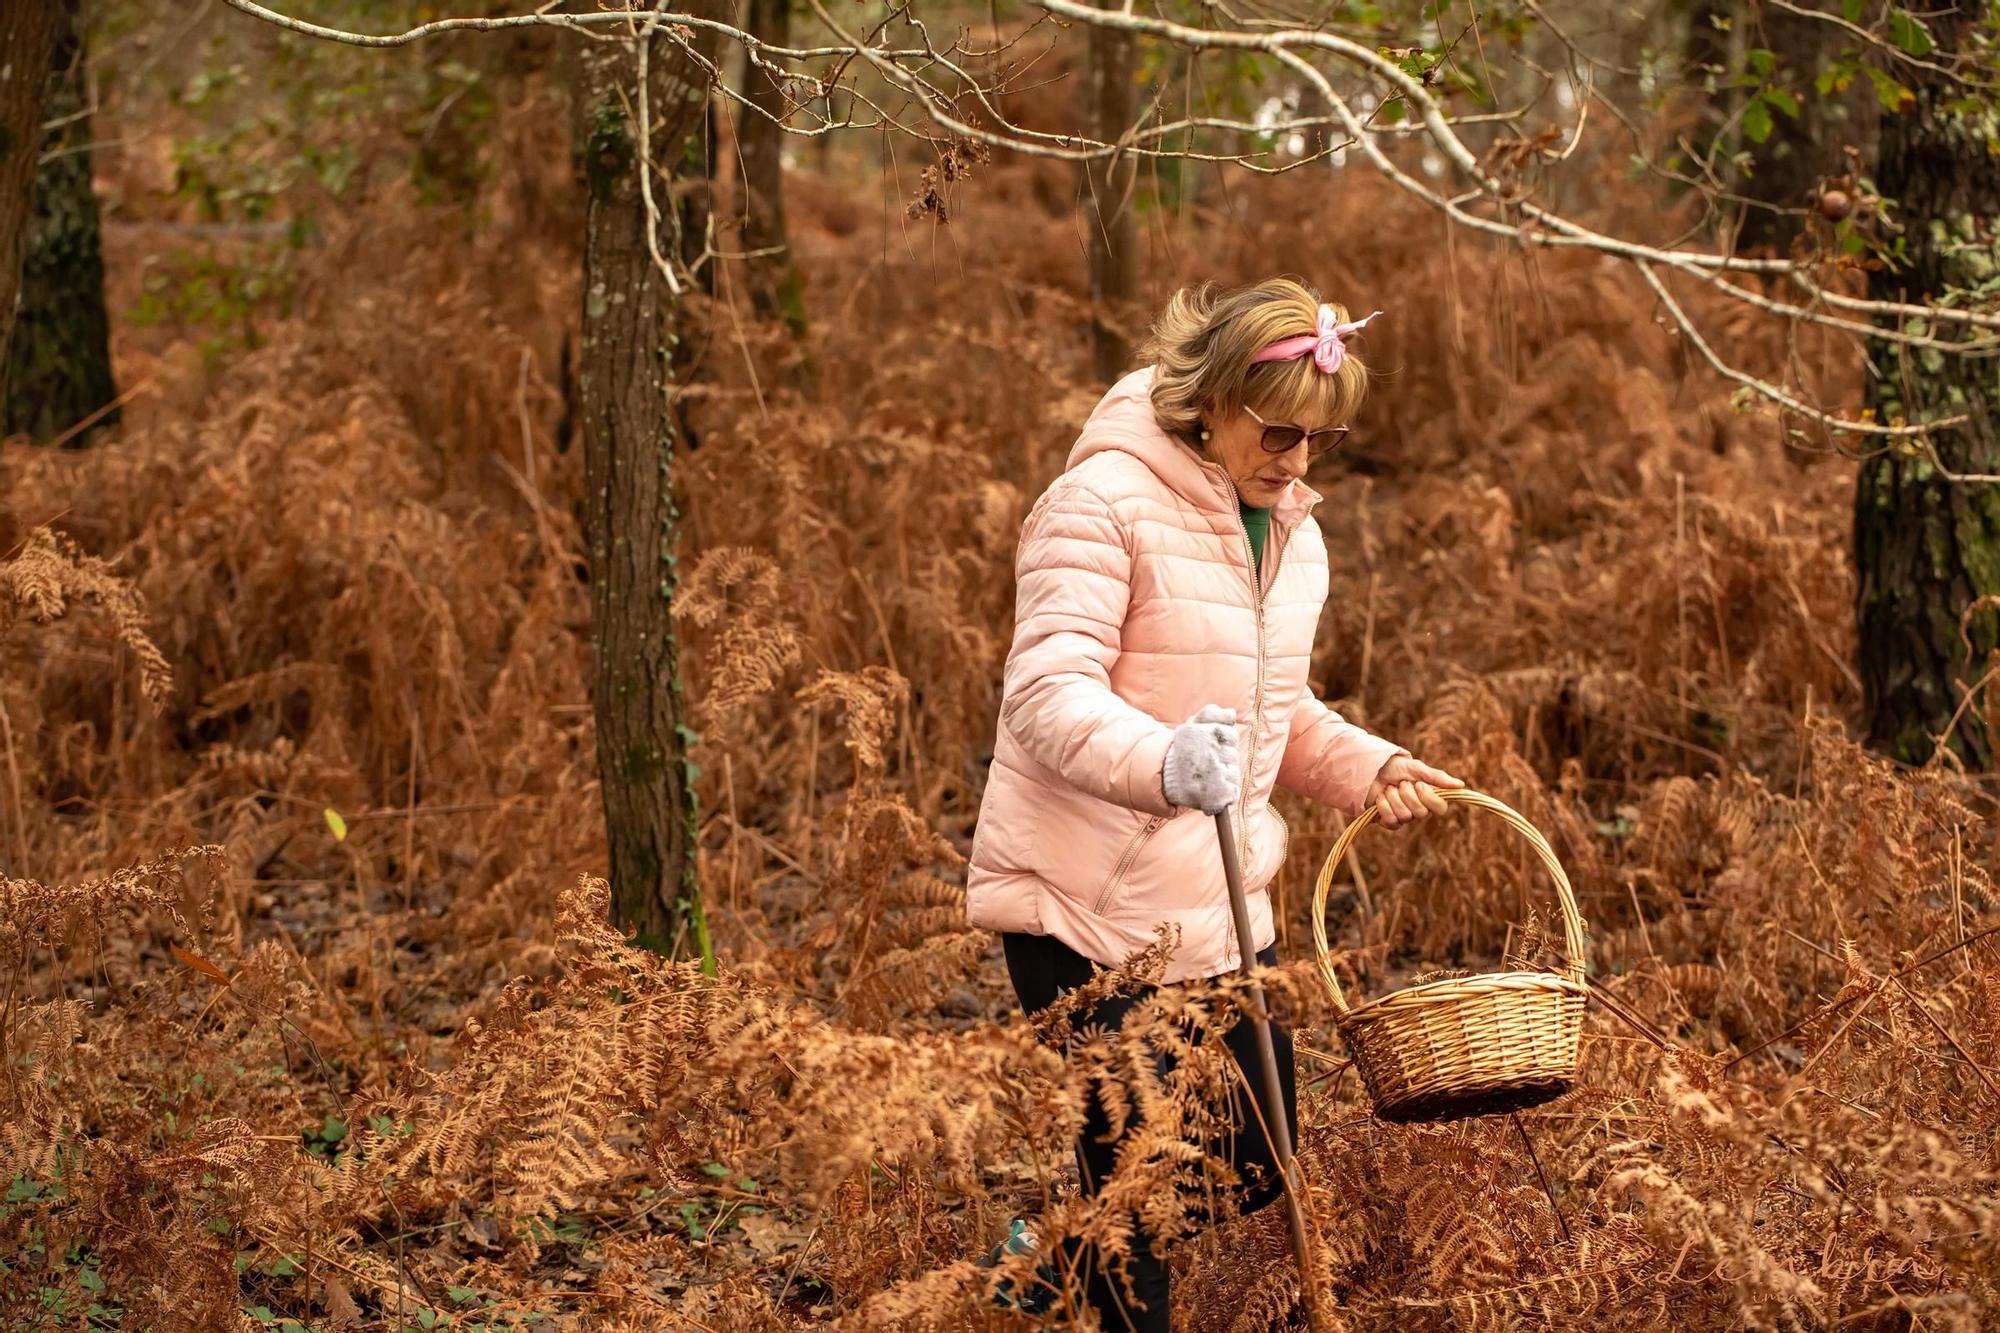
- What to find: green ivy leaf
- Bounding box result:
[1763,88,1799,118]
[1864,66,1914,112]
[1815,58,1858,96]
[1743,96,1774,143]
[1841,0,1863,19]
[1888,11,1933,55]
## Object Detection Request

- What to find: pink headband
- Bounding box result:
[1251,304,1382,375]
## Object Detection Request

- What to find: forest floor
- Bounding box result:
[3,59,1998,1333]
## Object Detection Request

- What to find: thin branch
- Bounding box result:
[215,0,2000,449]
[1636,260,1965,441]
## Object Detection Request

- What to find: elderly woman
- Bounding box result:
[966,277,1462,1328]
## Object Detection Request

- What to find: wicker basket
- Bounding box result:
[1310,789,1588,1124]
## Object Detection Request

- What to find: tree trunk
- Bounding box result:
[1084,16,1138,382]
[0,1,65,410]
[569,11,721,962]
[739,0,811,362]
[673,80,716,451]
[7,0,118,445]
[1854,8,2000,771]
[1730,6,1871,255]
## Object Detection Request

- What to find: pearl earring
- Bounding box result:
[1199,425,1212,442]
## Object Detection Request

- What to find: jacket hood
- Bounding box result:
[1064,365,1320,528]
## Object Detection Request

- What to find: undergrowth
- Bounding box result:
[1,57,1996,1333]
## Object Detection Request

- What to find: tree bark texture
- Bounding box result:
[1854,8,2000,770]
[7,0,118,444]
[569,12,721,956]
[1085,17,1139,383]
[0,0,65,409]
[738,0,810,355]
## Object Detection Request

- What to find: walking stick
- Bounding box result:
[1215,809,1326,1331]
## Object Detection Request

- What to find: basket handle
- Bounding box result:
[1309,788,1588,1015]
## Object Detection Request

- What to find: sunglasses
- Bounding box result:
[1244,404,1351,458]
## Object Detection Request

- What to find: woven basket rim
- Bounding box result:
[1335,969,1587,1026]
[1310,789,1590,1014]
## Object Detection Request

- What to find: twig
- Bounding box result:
[1725,921,2000,1071]
[1511,1113,1571,1246]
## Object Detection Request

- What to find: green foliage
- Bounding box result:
[0,1211,124,1331]
[1734,49,1800,145]
[516,1213,589,1247]
[96,2,501,362]
[128,246,301,363]
[1886,10,1935,57]
[245,1307,314,1333]
[396,1293,547,1333]
[300,1113,348,1164]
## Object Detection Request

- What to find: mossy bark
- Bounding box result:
[6,0,118,445]
[569,11,721,965]
[1854,8,2000,770]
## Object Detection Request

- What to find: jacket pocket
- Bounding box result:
[1093,812,1168,916]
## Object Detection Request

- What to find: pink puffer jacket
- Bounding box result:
[965,366,1407,984]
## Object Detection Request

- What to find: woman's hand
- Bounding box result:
[1163,705,1241,814]
[1364,754,1464,829]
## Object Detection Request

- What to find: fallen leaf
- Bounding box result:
[737,1210,813,1261]
[324,1279,362,1329]
[170,944,233,987]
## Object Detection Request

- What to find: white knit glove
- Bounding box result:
[1162,705,1240,814]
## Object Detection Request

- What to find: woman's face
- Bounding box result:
[1204,403,1321,508]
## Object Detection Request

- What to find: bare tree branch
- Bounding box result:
[212,0,2000,450]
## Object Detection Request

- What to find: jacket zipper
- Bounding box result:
[1209,465,1322,962]
[1094,813,1167,916]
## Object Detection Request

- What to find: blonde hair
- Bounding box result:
[1136,277,1373,448]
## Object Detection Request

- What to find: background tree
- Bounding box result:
[738,0,811,357]
[1085,6,1139,379]
[7,5,2000,1325]
[1722,5,1868,255]
[0,2,66,409]
[569,6,722,964]
[217,0,2000,932]
[1854,5,2000,769]
[7,0,120,445]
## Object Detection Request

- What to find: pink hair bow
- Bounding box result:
[1251,304,1383,374]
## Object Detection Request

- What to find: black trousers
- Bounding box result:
[1002,930,1299,1332]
